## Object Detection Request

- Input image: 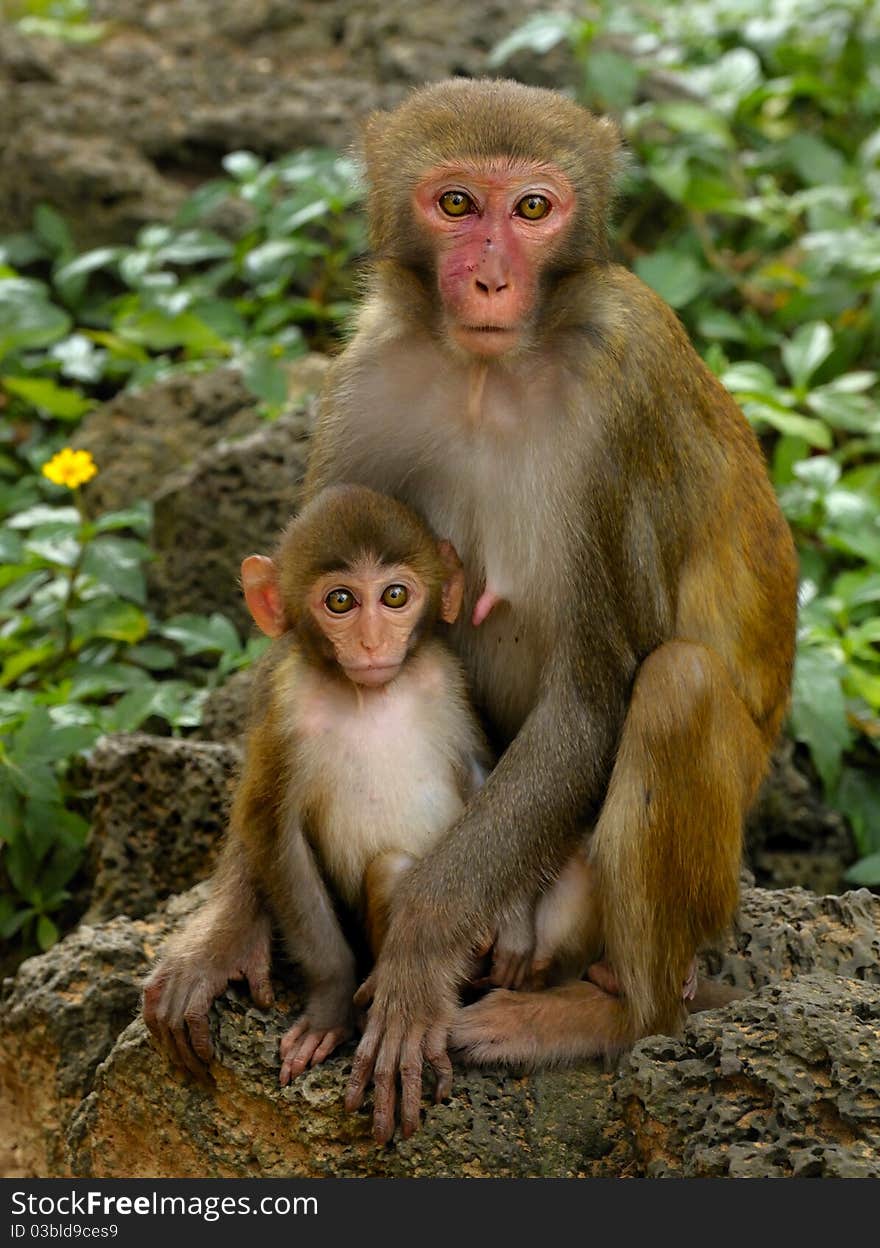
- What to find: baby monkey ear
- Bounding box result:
[241,554,287,638]
[437,540,465,625]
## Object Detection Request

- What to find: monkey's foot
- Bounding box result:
[279,1017,352,1084]
[451,981,627,1068]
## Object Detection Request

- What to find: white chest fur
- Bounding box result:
[284,647,472,908]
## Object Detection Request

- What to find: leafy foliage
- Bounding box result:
[0,146,362,954]
[493,0,880,881]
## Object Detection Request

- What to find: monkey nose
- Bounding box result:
[475,276,509,296]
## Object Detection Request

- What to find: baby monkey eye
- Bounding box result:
[325,588,355,614]
[439,191,474,217]
[515,194,551,220]
[381,584,409,608]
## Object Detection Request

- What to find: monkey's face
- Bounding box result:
[412,157,575,358]
[307,559,430,687]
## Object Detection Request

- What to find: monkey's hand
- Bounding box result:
[143,919,273,1078]
[345,950,457,1144]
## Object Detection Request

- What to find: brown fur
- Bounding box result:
[147,80,797,1142]
[308,79,797,1136]
[143,485,490,1085]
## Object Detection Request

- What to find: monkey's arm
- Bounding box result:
[347,670,622,1141]
[142,835,274,1077]
[273,815,359,1083]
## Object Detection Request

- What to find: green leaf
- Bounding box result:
[34,205,73,258]
[223,151,264,181]
[154,230,233,266]
[242,352,289,406]
[789,646,851,791]
[160,612,242,657]
[0,278,72,359]
[721,361,777,395]
[50,334,108,384]
[793,457,840,491]
[54,246,123,301]
[645,102,735,149]
[488,12,574,66]
[0,644,57,688]
[81,536,149,603]
[742,403,832,448]
[36,914,59,951]
[6,505,80,531]
[844,664,880,711]
[584,50,641,112]
[24,532,81,567]
[92,503,152,537]
[781,135,847,188]
[635,252,705,308]
[69,600,149,646]
[115,310,229,356]
[782,322,833,389]
[2,376,92,420]
[11,709,97,764]
[127,643,177,671]
[844,852,880,887]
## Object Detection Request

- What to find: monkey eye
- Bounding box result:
[515,194,551,220]
[325,588,356,614]
[381,584,409,608]
[439,191,474,218]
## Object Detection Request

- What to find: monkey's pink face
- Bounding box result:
[308,562,428,687]
[413,158,575,357]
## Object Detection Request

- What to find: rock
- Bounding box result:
[618,974,880,1178]
[0,1,567,245]
[67,994,624,1178]
[148,410,311,627]
[76,369,264,516]
[3,882,878,1177]
[84,734,240,922]
[706,887,880,990]
[746,739,854,892]
[0,902,187,1177]
[200,667,256,743]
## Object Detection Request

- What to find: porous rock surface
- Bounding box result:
[618,974,880,1178]
[84,733,241,921]
[3,881,878,1178]
[148,408,311,627]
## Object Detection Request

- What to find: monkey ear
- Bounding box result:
[241,555,286,638]
[437,539,465,624]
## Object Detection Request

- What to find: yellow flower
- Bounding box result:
[42,448,98,490]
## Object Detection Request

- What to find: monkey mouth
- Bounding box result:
[344,662,402,687]
[454,323,519,357]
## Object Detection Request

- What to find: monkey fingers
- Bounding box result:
[490,946,533,990]
[279,1018,351,1084]
[143,971,212,1079]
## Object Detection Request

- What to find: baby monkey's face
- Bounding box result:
[308,559,428,687]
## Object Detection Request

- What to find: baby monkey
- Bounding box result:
[239,484,493,1083]
[144,484,600,1090]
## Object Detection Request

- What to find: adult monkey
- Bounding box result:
[145,78,797,1143]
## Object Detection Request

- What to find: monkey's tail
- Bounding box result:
[591,642,756,1041]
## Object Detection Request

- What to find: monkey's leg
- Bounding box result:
[530,843,602,987]
[364,851,417,957]
[274,821,360,1084]
[451,641,767,1067]
[490,899,536,990]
